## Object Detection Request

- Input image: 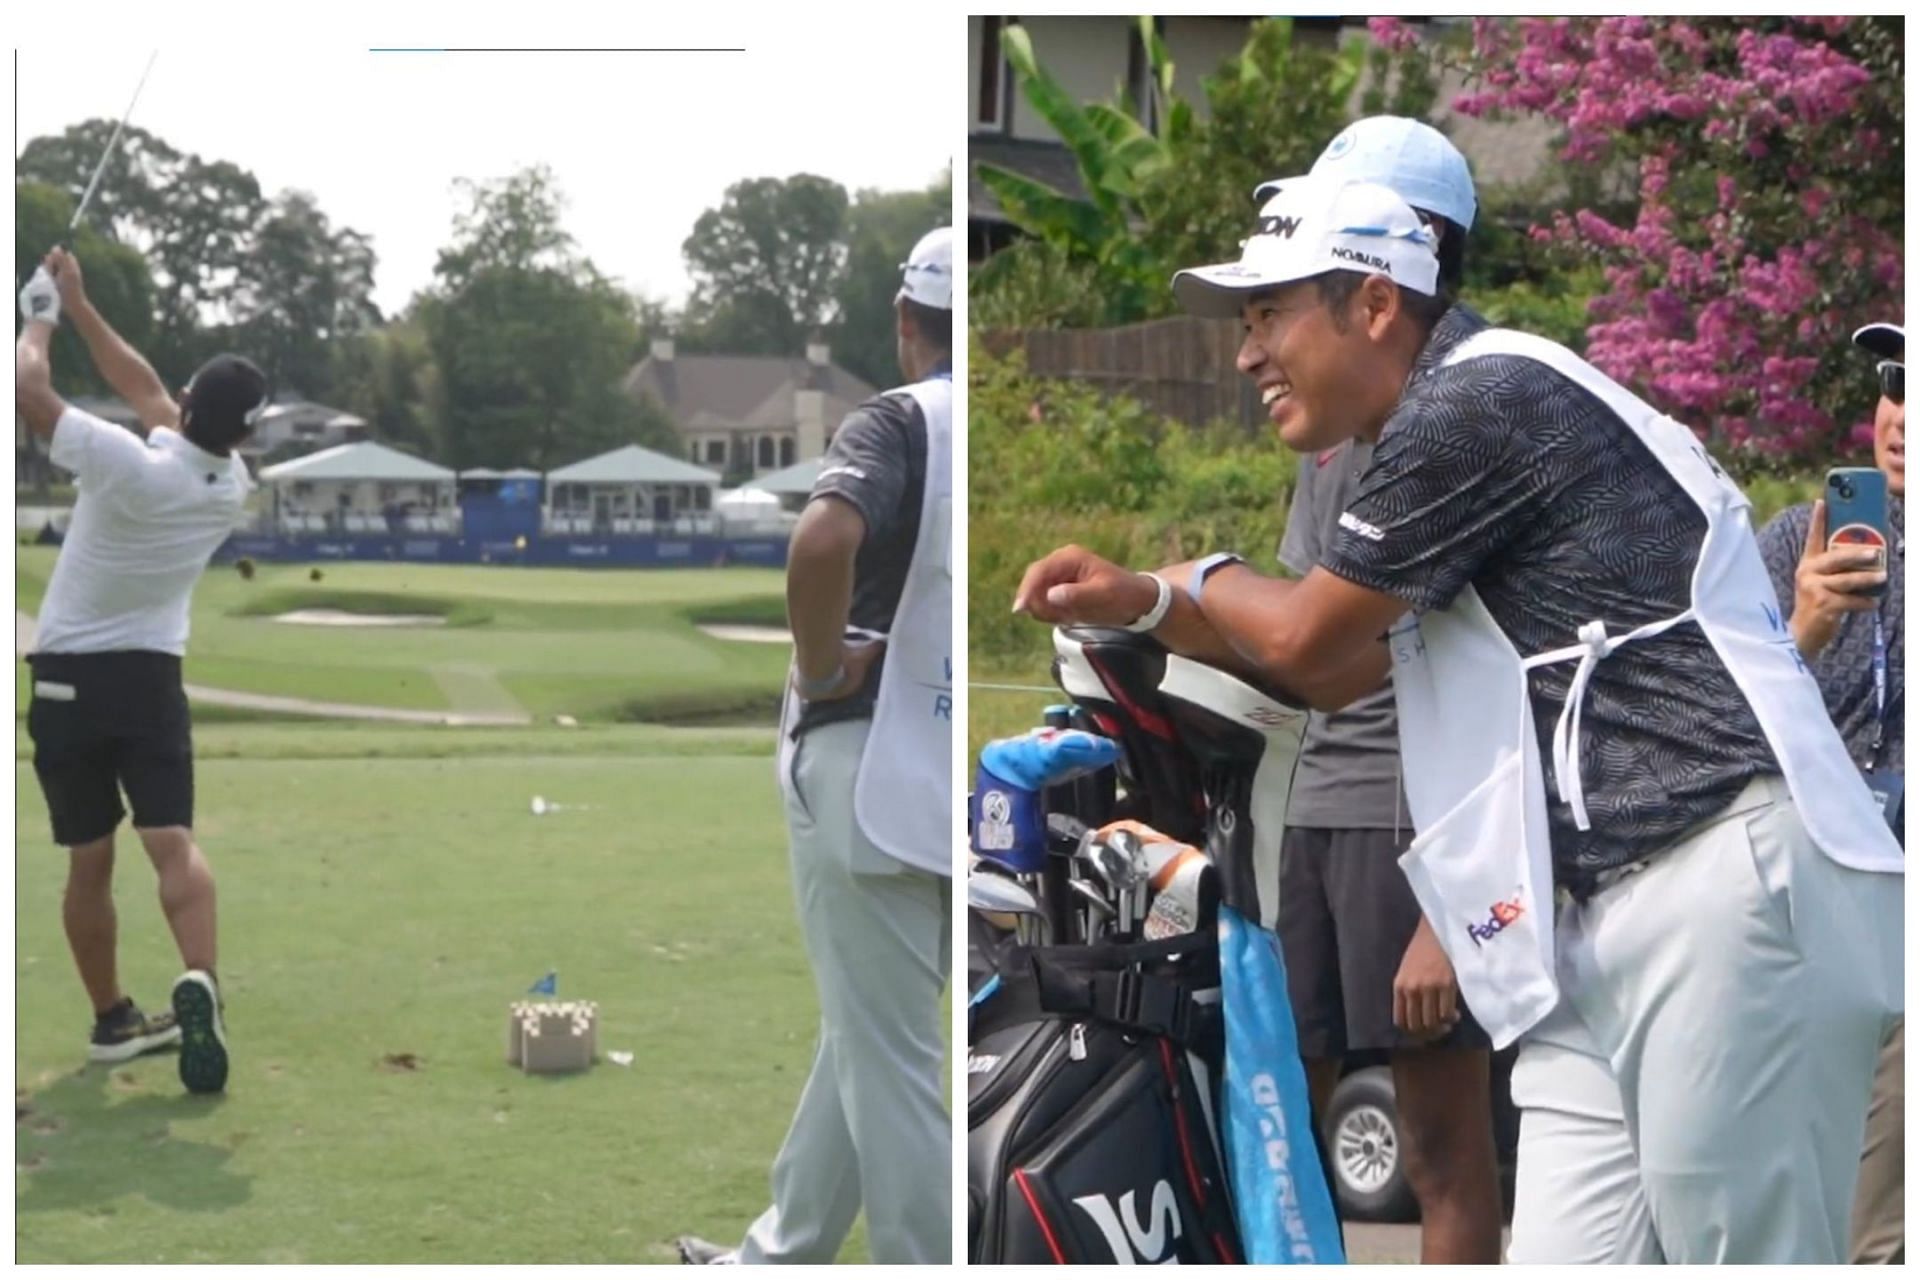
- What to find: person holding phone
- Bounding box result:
[1757,319,1903,1264]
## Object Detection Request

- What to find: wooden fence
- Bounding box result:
[979,316,1266,430]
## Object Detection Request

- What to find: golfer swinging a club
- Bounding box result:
[16,249,261,1093]
[678,227,954,1265]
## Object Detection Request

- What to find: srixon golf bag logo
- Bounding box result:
[1072,1181,1182,1264]
[1466,890,1526,948]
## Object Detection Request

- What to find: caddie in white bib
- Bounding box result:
[1016,174,1903,1262]
[695,227,954,1268]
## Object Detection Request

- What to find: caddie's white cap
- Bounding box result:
[1173,175,1439,319]
[1259,116,1479,231]
[898,226,954,310]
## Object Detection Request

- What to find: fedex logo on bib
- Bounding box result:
[1465,891,1526,948]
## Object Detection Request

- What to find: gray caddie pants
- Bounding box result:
[1507,776,1902,1263]
[739,718,952,1264]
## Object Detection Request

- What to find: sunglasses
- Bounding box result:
[1878,360,1904,405]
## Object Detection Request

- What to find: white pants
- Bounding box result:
[1508,776,1902,1264]
[739,719,952,1265]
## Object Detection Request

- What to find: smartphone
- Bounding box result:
[1825,467,1889,596]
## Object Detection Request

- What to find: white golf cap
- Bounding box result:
[1255,115,1478,232]
[1853,322,1904,359]
[898,226,954,310]
[1172,175,1440,319]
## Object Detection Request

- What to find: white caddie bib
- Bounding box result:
[855,375,953,875]
[1391,330,1903,1048]
[776,376,953,877]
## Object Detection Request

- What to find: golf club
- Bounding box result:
[68,51,159,239]
[1067,877,1115,943]
[1083,834,1142,893]
[969,869,1044,945]
[22,51,158,298]
[1072,827,1150,939]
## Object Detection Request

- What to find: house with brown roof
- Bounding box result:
[623,338,878,483]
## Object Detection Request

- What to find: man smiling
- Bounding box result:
[1014,174,1902,1262]
[1263,120,1502,1266]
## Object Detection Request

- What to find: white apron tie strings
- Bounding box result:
[1523,610,1698,832]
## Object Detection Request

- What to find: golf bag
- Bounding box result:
[968,933,1241,1264]
[968,628,1343,1264]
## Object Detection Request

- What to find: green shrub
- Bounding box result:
[1741,471,1820,529]
[969,341,1295,673]
[968,239,1116,332]
[1463,266,1605,353]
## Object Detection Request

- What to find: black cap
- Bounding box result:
[182,354,269,451]
[1852,323,1904,361]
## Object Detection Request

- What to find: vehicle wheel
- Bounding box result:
[1322,1066,1417,1223]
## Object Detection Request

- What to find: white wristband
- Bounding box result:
[1121,573,1174,633]
[794,663,847,698]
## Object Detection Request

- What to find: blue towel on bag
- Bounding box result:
[1217,904,1346,1263]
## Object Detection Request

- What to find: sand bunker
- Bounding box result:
[275,609,446,627]
[697,624,792,644]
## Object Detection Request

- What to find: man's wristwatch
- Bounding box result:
[1121,573,1174,633]
[1188,552,1247,603]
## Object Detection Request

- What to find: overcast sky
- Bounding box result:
[14,8,953,317]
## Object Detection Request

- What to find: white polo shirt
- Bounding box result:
[32,406,253,657]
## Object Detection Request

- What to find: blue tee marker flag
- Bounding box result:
[970,728,1118,874]
[527,971,557,996]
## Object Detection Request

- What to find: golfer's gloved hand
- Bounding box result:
[19,266,61,327]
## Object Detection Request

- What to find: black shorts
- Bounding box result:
[1277,825,1490,1058]
[26,650,194,847]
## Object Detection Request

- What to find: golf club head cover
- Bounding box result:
[19,266,60,327]
[971,729,1120,873]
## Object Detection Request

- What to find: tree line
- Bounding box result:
[15,122,950,473]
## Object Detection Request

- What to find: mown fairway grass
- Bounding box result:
[13,554,954,1264]
[13,722,908,1264]
[16,549,791,723]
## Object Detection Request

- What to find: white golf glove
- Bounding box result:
[19,265,61,327]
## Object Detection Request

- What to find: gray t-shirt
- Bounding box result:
[1277,438,1410,830]
[791,374,934,736]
